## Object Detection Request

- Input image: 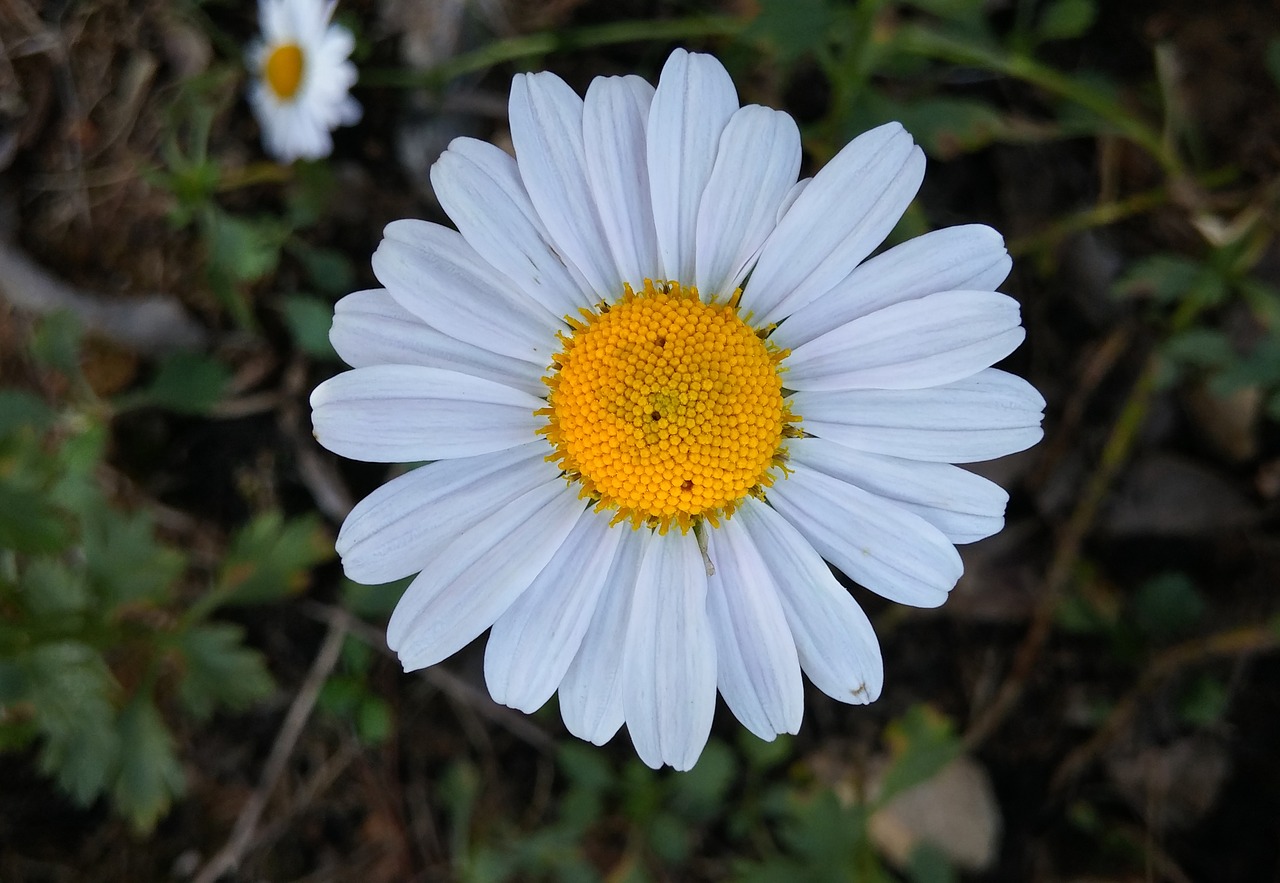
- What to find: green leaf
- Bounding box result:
[1133,572,1205,638]
[1212,335,1280,392]
[669,738,736,822]
[557,741,614,795]
[1178,674,1229,727]
[214,512,332,606]
[112,695,185,834]
[876,94,1008,159]
[902,0,990,24]
[204,208,286,285]
[0,479,71,554]
[288,241,355,296]
[1114,254,1225,307]
[175,622,275,719]
[281,294,339,359]
[738,728,794,770]
[25,642,121,806]
[742,0,835,62]
[0,391,54,439]
[122,351,231,414]
[908,841,957,883]
[285,161,339,228]
[1038,0,1096,41]
[1265,39,1280,89]
[876,705,962,806]
[82,508,184,606]
[356,696,393,744]
[1161,329,1235,372]
[20,558,89,616]
[341,576,410,619]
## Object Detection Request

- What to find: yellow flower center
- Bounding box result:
[264,43,305,100]
[539,280,798,533]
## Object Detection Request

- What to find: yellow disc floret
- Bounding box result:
[539,280,797,533]
[264,43,305,100]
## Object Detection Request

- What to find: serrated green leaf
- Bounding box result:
[214,512,332,606]
[82,508,184,607]
[204,208,286,285]
[24,642,121,806]
[1038,0,1096,41]
[877,705,962,806]
[175,622,275,719]
[281,294,339,359]
[112,696,185,833]
[122,351,231,414]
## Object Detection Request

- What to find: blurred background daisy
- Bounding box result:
[247,0,361,162]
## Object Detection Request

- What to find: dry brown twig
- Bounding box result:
[1050,623,1279,791]
[963,350,1161,751]
[192,609,351,883]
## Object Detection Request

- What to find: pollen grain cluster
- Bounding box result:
[539,280,795,532]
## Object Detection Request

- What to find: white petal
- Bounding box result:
[647,49,739,285]
[310,365,544,462]
[431,137,596,316]
[484,513,623,713]
[695,105,801,297]
[329,289,546,397]
[336,443,554,584]
[736,500,883,704]
[776,178,810,224]
[785,290,1026,391]
[775,224,1012,348]
[622,529,717,770]
[743,122,925,325]
[791,368,1046,463]
[372,220,563,364]
[787,437,1009,545]
[705,518,803,740]
[389,481,586,669]
[509,72,620,297]
[767,462,962,608]
[559,527,647,745]
[583,75,660,288]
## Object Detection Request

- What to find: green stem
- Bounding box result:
[1008,167,1237,257]
[893,23,1184,179]
[360,16,744,89]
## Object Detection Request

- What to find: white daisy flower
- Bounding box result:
[311,49,1045,770]
[247,0,361,162]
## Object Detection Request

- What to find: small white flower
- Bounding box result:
[311,49,1045,770]
[247,0,361,162]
